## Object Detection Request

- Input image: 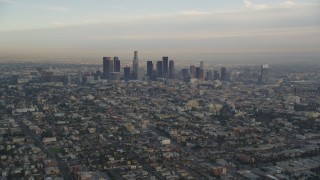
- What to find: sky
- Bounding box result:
[0,0,319,63]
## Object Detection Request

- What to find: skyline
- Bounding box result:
[0,0,319,62]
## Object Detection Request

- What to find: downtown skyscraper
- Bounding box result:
[131,51,139,80]
[156,61,163,78]
[169,60,175,79]
[113,57,121,73]
[162,57,169,77]
[103,57,113,80]
[124,67,131,81]
[132,51,139,72]
[147,61,153,78]
[259,64,269,84]
[221,67,227,81]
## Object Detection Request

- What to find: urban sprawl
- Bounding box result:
[0,51,320,180]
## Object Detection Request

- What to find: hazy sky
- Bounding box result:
[0,0,319,62]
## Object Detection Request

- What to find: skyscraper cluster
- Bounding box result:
[102,51,174,81]
[102,51,267,84]
[180,62,233,82]
[181,62,205,81]
[103,56,121,80]
[147,57,175,80]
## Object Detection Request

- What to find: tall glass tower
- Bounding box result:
[162,56,169,76]
[260,64,269,84]
[132,51,139,74]
[103,57,113,80]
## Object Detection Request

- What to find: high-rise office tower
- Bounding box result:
[260,64,269,84]
[181,69,189,79]
[110,60,114,73]
[196,67,201,79]
[196,67,204,80]
[162,57,169,76]
[132,51,139,75]
[103,57,113,80]
[221,67,227,81]
[156,61,163,78]
[214,70,220,80]
[206,70,213,81]
[103,57,110,79]
[124,67,131,81]
[113,57,121,72]
[190,65,196,78]
[147,61,153,78]
[169,60,174,79]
